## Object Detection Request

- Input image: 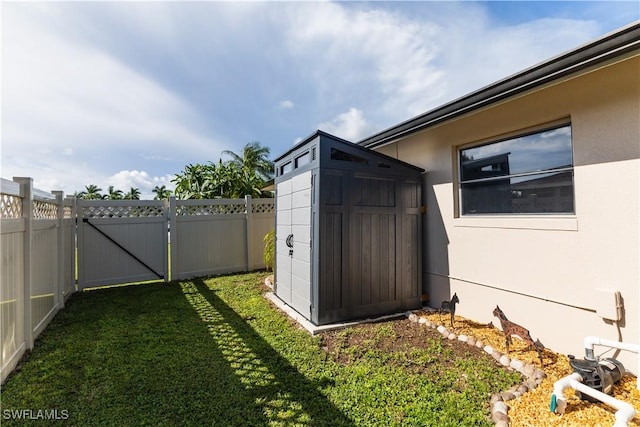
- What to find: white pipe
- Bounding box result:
[583,336,640,390]
[552,372,636,427]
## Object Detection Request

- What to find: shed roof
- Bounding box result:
[274,129,352,163]
[274,129,425,172]
[358,21,640,149]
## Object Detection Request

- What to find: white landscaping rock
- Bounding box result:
[492,401,509,415]
[499,355,511,366]
[509,358,524,371]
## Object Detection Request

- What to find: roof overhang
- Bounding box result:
[357,21,640,149]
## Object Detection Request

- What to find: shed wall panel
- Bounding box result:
[320,212,343,311]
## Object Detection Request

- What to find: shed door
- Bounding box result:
[276,171,312,318]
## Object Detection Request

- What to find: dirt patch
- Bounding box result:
[320,317,503,373]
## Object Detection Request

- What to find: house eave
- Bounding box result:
[357,21,640,149]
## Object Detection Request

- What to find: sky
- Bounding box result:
[2,1,638,199]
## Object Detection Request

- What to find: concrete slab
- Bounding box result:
[264,292,407,335]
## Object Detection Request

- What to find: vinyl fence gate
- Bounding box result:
[77,200,169,289]
[76,197,275,290]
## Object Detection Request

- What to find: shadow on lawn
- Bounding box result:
[181,279,354,426]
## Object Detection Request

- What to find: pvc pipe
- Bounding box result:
[584,336,640,390]
[552,372,636,427]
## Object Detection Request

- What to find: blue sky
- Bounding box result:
[2,1,638,199]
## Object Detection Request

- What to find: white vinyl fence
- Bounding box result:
[170,196,276,280]
[1,176,275,383]
[1,177,75,384]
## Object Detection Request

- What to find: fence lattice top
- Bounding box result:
[81,205,165,218]
[34,200,59,220]
[252,201,275,214]
[0,194,22,219]
[64,205,74,220]
[176,203,246,216]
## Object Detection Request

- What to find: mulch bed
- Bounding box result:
[320,310,640,426]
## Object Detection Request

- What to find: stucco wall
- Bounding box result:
[374,55,640,373]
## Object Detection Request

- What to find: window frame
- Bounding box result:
[456,121,576,218]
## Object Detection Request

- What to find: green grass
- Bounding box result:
[0,272,520,426]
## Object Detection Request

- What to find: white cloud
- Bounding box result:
[107,170,175,200]
[281,2,602,129]
[318,107,377,142]
[2,4,222,197]
[432,17,601,104]
[282,4,445,120]
[279,100,295,109]
[1,1,623,198]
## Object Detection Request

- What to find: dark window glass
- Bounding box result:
[460,125,574,215]
[280,162,292,175]
[330,148,369,164]
[295,152,310,168]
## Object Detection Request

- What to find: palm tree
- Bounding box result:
[76,184,103,200]
[124,187,141,200]
[107,186,124,200]
[172,163,214,199]
[222,142,274,182]
[172,143,274,199]
[152,185,172,200]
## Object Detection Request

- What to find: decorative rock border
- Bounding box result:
[406,310,546,427]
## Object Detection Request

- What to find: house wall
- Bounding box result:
[374,54,640,373]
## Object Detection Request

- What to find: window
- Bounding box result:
[280,161,292,175]
[459,124,574,215]
[295,152,310,168]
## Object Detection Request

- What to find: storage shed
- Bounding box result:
[274,130,424,326]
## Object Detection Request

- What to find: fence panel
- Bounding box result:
[170,197,275,280]
[62,197,77,300]
[0,178,74,383]
[1,180,26,384]
[248,198,276,270]
[31,194,60,338]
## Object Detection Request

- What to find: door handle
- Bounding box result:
[286,234,294,256]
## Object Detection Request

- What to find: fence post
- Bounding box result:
[53,191,65,309]
[245,195,254,271]
[76,199,85,291]
[14,177,34,351]
[67,195,77,296]
[163,198,169,283]
[169,196,177,281]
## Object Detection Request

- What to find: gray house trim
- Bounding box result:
[358,22,640,149]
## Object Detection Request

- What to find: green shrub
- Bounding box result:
[263,229,275,271]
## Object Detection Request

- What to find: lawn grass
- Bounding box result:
[0,272,520,426]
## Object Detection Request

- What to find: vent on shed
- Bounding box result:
[330,148,368,164]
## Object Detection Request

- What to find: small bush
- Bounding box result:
[263,229,275,271]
